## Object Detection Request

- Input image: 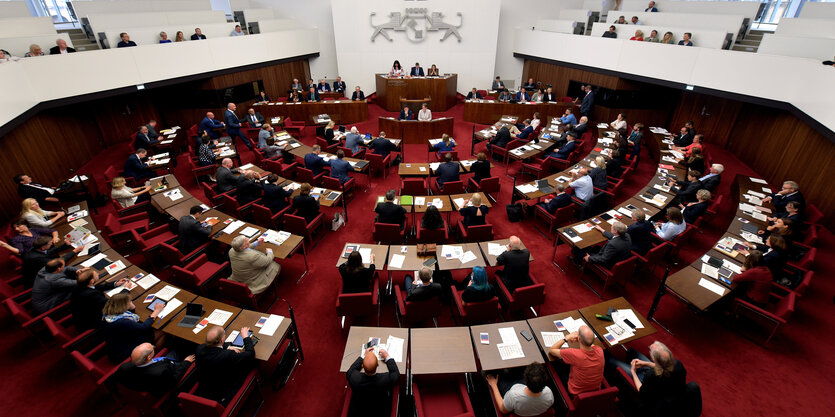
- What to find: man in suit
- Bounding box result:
[225,103,254,150]
[698,164,723,192]
[369,131,397,158]
[435,152,460,188]
[32,258,79,315]
[762,180,804,215]
[306,79,316,90]
[291,78,304,92]
[671,127,693,147]
[258,123,274,148]
[548,134,576,160]
[626,210,655,255]
[466,88,482,100]
[579,85,594,117]
[306,87,320,102]
[346,346,399,417]
[410,63,424,76]
[317,79,331,92]
[262,174,292,214]
[228,235,280,295]
[124,149,154,180]
[497,236,532,291]
[344,127,365,155]
[351,86,365,101]
[14,174,59,204]
[497,89,512,102]
[115,343,195,396]
[134,125,158,151]
[646,1,658,12]
[523,78,537,90]
[49,39,75,54]
[542,87,557,102]
[572,116,589,136]
[191,28,206,40]
[236,170,263,205]
[71,268,123,331]
[215,158,240,193]
[398,106,414,120]
[23,236,81,288]
[375,190,406,228]
[245,108,265,128]
[487,125,511,151]
[574,222,632,269]
[145,120,159,140]
[515,88,530,102]
[492,76,505,91]
[514,119,534,140]
[405,267,442,301]
[117,32,137,47]
[329,150,352,185]
[669,170,703,205]
[195,325,256,405]
[178,205,211,254]
[538,184,572,214]
[333,76,346,93]
[200,112,225,139]
[304,145,329,175]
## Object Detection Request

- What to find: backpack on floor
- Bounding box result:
[506,203,524,222]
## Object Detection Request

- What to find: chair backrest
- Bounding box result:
[220,193,240,213]
[178,392,226,417]
[611,256,638,282]
[42,316,74,345]
[158,242,184,266]
[417,226,446,243]
[572,386,619,417]
[336,291,375,317]
[645,242,672,264]
[373,223,403,244]
[70,350,106,380]
[805,203,823,225]
[402,178,426,195]
[794,270,813,296]
[465,224,494,241]
[706,194,723,215]
[478,176,500,193]
[462,297,499,324]
[171,265,199,291]
[322,176,341,190]
[801,224,818,246]
[338,146,355,158]
[252,147,264,166]
[252,203,277,229]
[439,151,458,161]
[774,290,796,319]
[4,297,33,325]
[103,213,121,236]
[316,137,329,148]
[283,213,308,233]
[795,247,816,270]
[103,165,118,183]
[263,159,284,175]
[200,182,218,204]
[366,152,385,168]
[440,180,465,195]
[218,278,255,308]
[555,204,574,225]
[507,282,546,314]
[116,384,158,416]
[297,167,317,183]
[403,296,442,325]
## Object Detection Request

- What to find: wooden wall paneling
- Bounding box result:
[90,93,161,147]
[522,60,621,97]
[209,60,311,100]
[669,92,742,148]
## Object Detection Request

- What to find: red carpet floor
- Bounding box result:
[1,101,833,417]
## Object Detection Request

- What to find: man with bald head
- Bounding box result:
[224,102,254,149]
[549,325,604,395]
[195,325,255,404]
[496,236,532,291]
[49,39,76,54]
[346,346,399,416]
[114,343,195,395]
[215,158,240,193]
[200,111,225,139]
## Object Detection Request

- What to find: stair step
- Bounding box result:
[57,28,84,34]
[736,39,760,46]
[732,45,757,52]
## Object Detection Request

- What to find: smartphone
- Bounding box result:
[591,218,601,224]
[520,330,533,342]
[623,318,637,329]
[422,258,437,267]
[480,333,489,344]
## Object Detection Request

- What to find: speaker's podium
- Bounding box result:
[375,74,458,112]
[378,117,454,145]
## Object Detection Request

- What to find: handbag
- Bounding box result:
[506,203,524,222]
[416,243,436,256]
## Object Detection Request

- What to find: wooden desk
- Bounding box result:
[386,245,436,272]
[378,117,455,145]
[410,327,478,375]
[665,266,732,311]
[133,281,197,329]
[436,243,486,271]
[335,243,390,268]
[470,321,543,371]
[224,310,291,361]
[449,192,493,210]
[340,326,409,373]
[398,163,431,177]
[252,100,369,125]
[463,101,579,125]
[165,296,241,344]
[477,239,533,267]
[527,311,604,357]
[145,175,179,196]
[150,186,192,210]
[578,297,656,348]
[375,74,458,112]
[410,196,453,213]
[166,197,204,220]
[64,233,112,267]
[509,139,555,161]
[102,265,154,300]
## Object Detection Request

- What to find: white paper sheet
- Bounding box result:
[498,342,525,360]
[385,335,404,363]
[158,298,182,318]
[80,253,107,268]
[389,254,405,269]
[258,314,285,336]
[358,248,372,264]
[223,220,246,234]
[613,309,645,329]
[498,327,520,345]
[206,309,234,326]
[698,278,727,296]
[136,274,160,290]
[415,197,426,205]
[460,251,478,264]
[749,177,768,184]
[487,243,506,256]
[541,331,565,348]
[154,285,181,301]
[239,226,260,237]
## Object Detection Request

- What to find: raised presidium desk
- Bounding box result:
[378,116,455,145]
[251,99,369,125]
[375,74,458,112]
[463,99,580,125]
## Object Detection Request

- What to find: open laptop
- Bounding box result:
[176,303,204,328]
[537,179,554,194]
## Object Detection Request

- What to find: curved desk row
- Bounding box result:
[464,100,580,125]
[251,100,369,125]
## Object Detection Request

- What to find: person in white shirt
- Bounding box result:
[230,25,245,36]
[569,168,594,202]
[418,103,432,121]
[0,50,20,63]
[610,113,627,131]
[530,112,541,130]
[655,207,687,240]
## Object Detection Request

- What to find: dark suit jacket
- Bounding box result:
[542,92,557,102]
[771,192,804,215]
[124,154,151,179]
[590,167,608,189]
[572,122,588,136]
[263,183,292,213]
[133,132,156,150]
[190,34,206,40]
[674,179,702,203]
[369,137,396,157]
[580,91,594,114]
[683,201,708,224]
[146,124,159,140]
[549,140,575,160]
[292,195,320,223]
[306,91,321,102]
[607,158,624,178]
[178,215,211,254]
[497,249,532,291]
[22,246,73,288]
[700,174,721,192]
[18,183,54,204]
[236,178,263,205]
[672,131,694,147]
[200,117,224,139]
[489,127,511,148]
[49,46,76,54]
[466,92,483,99]
[406,282,442,301]
[352,90,365,100]
[516,125,534,139]
[544,193,572,213]
[115,359,192,396]
[459,205,488,227]
[304,153,327,175]
[410,67,424,76]
[103,316,155,362]
[216,166,239,193]
[71,283,115,331]
[375,202,406,226]
[224,110,242,135]
[627,220,654,255]
[435,162,460,186]
[471,160,491,182]
[333,81,346,92]
[398,110,414,120]
[515,92,530,101]
[339,264,375,294]
[317,83,331,92]
[195,338,255,404]
[588,232,632,269]
[245,112,265,127]
[346,356,399,417]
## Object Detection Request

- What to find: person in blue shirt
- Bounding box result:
[159,32,172,43]
[329,150,352,185]
[200,112,224,139]
[116,32,137,47]
[433,134,456,159]
[559,109,577,125]
[538,184,571,214]
[304,144,329,175]
[655,207,686,240]
[435,152,460,187]
[569,167,593,202]
[678,32,694,46]
[626,123,643,158]
[548,134,577,160]
[344,126,365,155]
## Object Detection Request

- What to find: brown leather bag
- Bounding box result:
[416,243,436,256]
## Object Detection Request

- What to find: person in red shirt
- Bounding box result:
[548,325,604,395]
[732,250,772,306]
[674,134,704,160]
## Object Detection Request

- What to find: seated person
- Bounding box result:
[50,38,76,54]
[111,176,151,208]
[572,116,589,136]
[375,190,407,228]
[19,198,64,228]
[256,90,270,103]
[668,170,702,205]
[530,88,544,102]
[461,266,494,304]
[680,148,705,174]
[510,119,534,140]
[24,235,80,289]
[427,64,440,76]
[116,32,137,47]
[323,121,338,146]
[197,136,218,166]
[606,341,687,414]
[124,148,155,181]
[200,112,224,139]
[606,149,626,178]
[191,28,206,40]
[671,126,693,147]
[471,152,492,183]
[292,183,320,223]
[307,78,316,90]
[333,76,346,93]
[630,30,644,41]
[487,126,511,150]
[523,78,537,90]
[497,236,532,291]
[569,167,594,202]
[339,251,376,294]
[32,258,80,314]
[345,126,365,155]
[228,235,280,295]
[572,222,632,269]
[262,174,293,214]
[602,25,617,38]
[346,346,399,416]
[417,103,432,121]
[492,76,505,90]
[435,152,460,188]
[548,133,577,160]
[497,89,512,102]
[421,206,444,230]
[770,201,803,225]
[195,129,218,151]
[762,180,804,216]
[646,1,658,12]
[466,88,482,99]
[287,91,302,103]
[329,150,352,185]
[369,131,397,158]
[681,189,711,224]
[304,145,330,176]
[351,86,365,101]
[678,32,694,46]
[610,113,627,131]
[398,106,414,120]
[485,362,554,417]
[14,173,60,204]
[235,170,263,205]
[645,29,660,42]
[261,137,282,160]
[459,193,489,227]
[559,109,577,125]
[515,88,531,102]
[72,269,124,331]
[290,78,303,92]
[215,158,240,193]
[731,250,771,306]
[178,205,212,254]
[740,235,788,284]
[134,125,159,150]
[627,210,655,256]
[548,325,604,395]
[317,79,331,92]
[195,326,256,405]
[404,267,442,301]
[102,292,163,362]
[655,207,686,241]
[114,343,195,396]
[673,134,703,160]
[306,87,320,102]
[542,87,557,102]
[538,183,571,214]
[410,62,424,76]
[589,156,608,189]
[0,218,58,257]
[433,134,456,158]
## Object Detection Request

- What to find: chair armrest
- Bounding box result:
[60,328,99,352]
[495,277,514,304]
[23,300,71,328]
[451,287,465,316]
[118,212,149,224]
[734,298,787,324]
[394,285,406,316]
[615,366,638,391]
[141,224,172,239]
[631,250,649,263]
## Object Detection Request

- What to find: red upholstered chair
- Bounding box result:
[169,254,229,295]
[339,146,365,160]
[297,166,324,186]
[42,316,96,351]
[178,369,262,417]
[316,137,340,154]
[2,290,69,338]
[534,204,573,238]
[417,221,448,244]
[340,384,400,417]
[706,194,723,216]
[401,177,428,195]
[549,364,617,417]
[158,241,210,269]
[490,138,526,166]
[490,371,556,417]
[109,195,150,218]
[323,174,356,195]
[468,176,500,202]
[450,287,501,325]
[457,223,494,242]
[366,152,392,178]
[218,278,277,312]
[657,225,695,259]
[283,117,305,138]
[395,284,442,327]
[129,224,178,255]
[335,276,381,329]
[114,347,194,417]
[732,285,796,345]
[436,150,458,162]
[103,212,149,249]
[632,242,672,279]
[477,89,488,98]
[252,203,290,231]
[220,193,258,221]
[201,182,228,207]
[800,224,818,247]
[786,247,815,272]
[188,157,215,185]
[436,180,465,195]
[284,213,325,248]
[69,340,123,392]
[520,156,558,179]
[805,203,823,225]
[587,255,638,297]
[413,375,474,417]
[373,223,406,244]
[263,158,298,179]
[495,274,546,317]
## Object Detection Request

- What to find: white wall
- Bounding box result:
[758,34,835,60]
[0,1,32,18]
[776,18,835,39]
[332,0,501,95]
[0,17,57,38]
[71,0,212,16]
[800,1,835,19]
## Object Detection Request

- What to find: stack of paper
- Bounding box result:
[358,248,373,264]
[223,220,246,234]
[487,242,506,256]
[206,309,234,326]
[573,223,593,234]
[389,254,405,269]
[516,183,538,194]
[541,331,565,347]
[441,245,464,259]
[239,227,260,237]
[154,285,181,301]
[259,314,285,336]
[136,274,160,289]
[497,327,525,360]
[460,251,478,264]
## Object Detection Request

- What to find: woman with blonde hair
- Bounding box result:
[174,31,186,42]
[111,176,152,208]
[589,155,608,189]
[19,198,64,228]
[459,193,489,227]
[661,31,675,44]
[159,31,171,43]
[433,133,456,159]
[630,30,644,41]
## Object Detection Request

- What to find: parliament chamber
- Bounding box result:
[1,1,834,417]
